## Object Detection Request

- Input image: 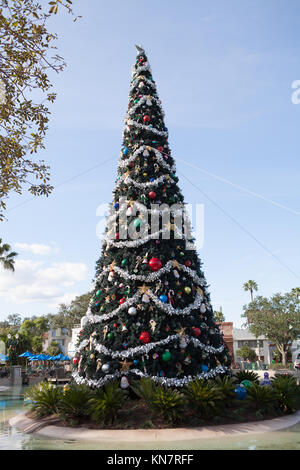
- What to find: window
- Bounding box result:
[237,340,263,348]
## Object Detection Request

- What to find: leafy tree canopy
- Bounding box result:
[243,291,300,366]
[0,0,79,220]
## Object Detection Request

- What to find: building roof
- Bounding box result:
[233,328,266,341]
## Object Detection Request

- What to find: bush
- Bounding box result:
[149,386,185,424]
[88,381,128,424]
[184,379,223,418]
[25,382,63,418]
[269,363,294,371]
[234,370,260,384]
[213,375,236,406]
[130,377,157,406]
[246,383,278,416]
[58,384,92,423]
[271,374,299,412]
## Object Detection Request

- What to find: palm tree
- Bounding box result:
[243,280,258,302]
[0,239,17,272]
[291,287,300,299]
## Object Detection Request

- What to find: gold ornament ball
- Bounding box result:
[184,286,192,294]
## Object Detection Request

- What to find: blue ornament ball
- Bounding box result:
[201,365,209,372]
[123,147,129,155]
[113,202,119,210]
[133,359,139,366]
[150,177,155,182]
[234,384,247,400]
[159,295,168,303]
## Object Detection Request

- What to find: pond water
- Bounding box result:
[1,386,300,450]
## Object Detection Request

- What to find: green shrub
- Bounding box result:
[245,383,278,416]
[149,386,185,424]
[184,379,223,418]
[269,363,294,371]
[88,381,128,424]
[58,384,92,423]
[130,377,157,406]
[271,374,299,412]
[213,375,236,405]
[234,370,260,384]
[25,382,63,418]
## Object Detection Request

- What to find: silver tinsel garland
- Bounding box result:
[72,365,228,388]
[118,145,176,173]
[125,119,168,138]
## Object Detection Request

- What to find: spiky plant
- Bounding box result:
[25,382,63,417]
[88,381,128,424]
[184,379,224,418]
[246,383,278,416]
[234,370,260,385]
[130,377,158,406]
[149,386,185,424]
[58,384,92,423]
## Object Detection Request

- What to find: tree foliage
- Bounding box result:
[243,291,300,366]
[213,310,225,323]
[0,238,17,270]
[236,345,257,361]
[0,0,79,220]
[47,293,90,330]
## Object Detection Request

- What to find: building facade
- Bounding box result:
[233,328,272,364]
[43,328,72,355]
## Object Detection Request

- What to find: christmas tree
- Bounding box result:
[73,46,230,389]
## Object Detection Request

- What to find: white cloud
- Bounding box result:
[0,259,89,306]
[14,242,54,255]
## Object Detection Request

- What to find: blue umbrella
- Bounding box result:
[18,351,32,358]
[0,353,8,362]
[62,355,70,361]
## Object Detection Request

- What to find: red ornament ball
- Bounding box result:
[143,115,150,123]
[139,331,151,344]
[148,191,156,200]
[157,146,163,152]
[115,232,119,240]
[119,298,126,305]
[72,357,79,365]
[148,257,163,271]
[192,327,201,337]
[185,260,192,268]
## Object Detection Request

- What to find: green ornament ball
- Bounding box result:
[162,350,172,362]
[107,332,114,340]
[133,218,142,228]
[241,379,253,389]
[96,290,101,297]
[121,258,128,266]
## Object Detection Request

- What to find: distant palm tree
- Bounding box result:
[291,287,300,299]
[0,239,17,272]
[243,280,258,302]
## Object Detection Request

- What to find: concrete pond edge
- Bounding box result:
[9,411,300,442]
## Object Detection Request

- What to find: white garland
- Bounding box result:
[118,145,176,174]
[130,76,156,91]
[125,119,168,137]
[104,223,189,248]
[126,95,164,119]
[72,365,228,388]
[86,293,140,323]
[147,290,204,316]
[115,172,174,189]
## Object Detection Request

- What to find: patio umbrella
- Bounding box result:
[62,355,70,361]
[18,350,32,371]
[0,353,8,362]
[18,351,32,358]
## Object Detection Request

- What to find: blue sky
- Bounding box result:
[1,0,300,327]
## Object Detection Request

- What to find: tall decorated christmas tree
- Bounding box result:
[73,46,231,389]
